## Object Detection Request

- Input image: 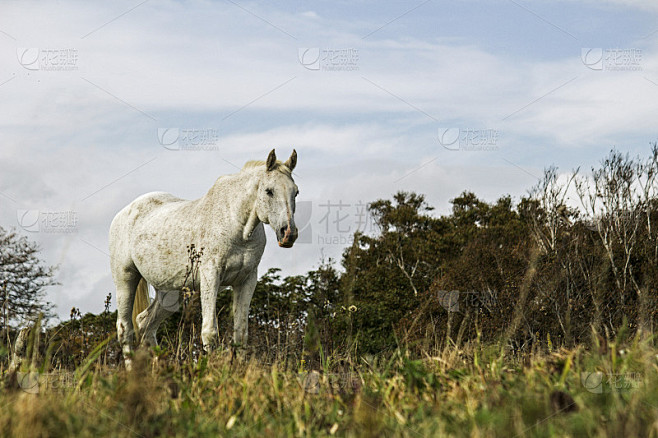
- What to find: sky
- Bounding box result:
[0,0,657,322]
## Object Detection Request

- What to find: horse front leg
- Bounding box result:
[200,268,220,352]
[233,269,257,347]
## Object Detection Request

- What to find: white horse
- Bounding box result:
[109,149,299,367]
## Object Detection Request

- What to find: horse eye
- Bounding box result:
[266,188,274,197]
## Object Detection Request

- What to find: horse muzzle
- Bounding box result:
[277,226,298,248]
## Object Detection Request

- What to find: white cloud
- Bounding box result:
[1,0,657,320]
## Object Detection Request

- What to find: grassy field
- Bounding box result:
[2,328,657,438]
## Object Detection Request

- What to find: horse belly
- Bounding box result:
[132,235,189,289]
[129,198,199,290]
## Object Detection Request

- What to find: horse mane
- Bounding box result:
[242,160,293,176]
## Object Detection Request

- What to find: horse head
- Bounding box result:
[254,149,299,248]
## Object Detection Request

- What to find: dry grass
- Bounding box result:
[2,328,658,437]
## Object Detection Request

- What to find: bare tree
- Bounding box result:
[576,151,642,302]
[526,167,580,341]
[636,144,658,265]
[575,148,658,334]
[528,166,578,254]
[0,227,57,345]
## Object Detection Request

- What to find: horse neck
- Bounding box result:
[201,169,261,241]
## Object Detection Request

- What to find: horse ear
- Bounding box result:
[284,149,297,171]
[266,149,277,171]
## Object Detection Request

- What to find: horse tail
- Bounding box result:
[132,278,150,342]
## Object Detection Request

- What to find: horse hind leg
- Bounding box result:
[115,275,140,368]
[136,289,179,347]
